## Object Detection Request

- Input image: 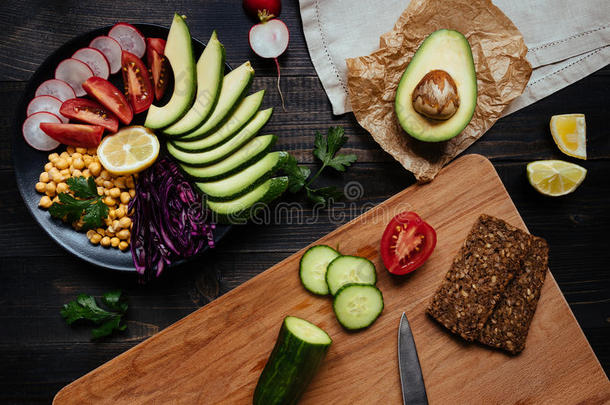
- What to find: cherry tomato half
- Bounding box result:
[82,77,133,125]
[146,38,168,101]
[121,50,153,113]
[59,98,119,133]
[39,123,103,148]
[380,211,436,275]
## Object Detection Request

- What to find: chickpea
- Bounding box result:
[86,230,97,239]
[100,170,111,180]
[81,169,90,177]
[45,182,56,197]
[44,162,54,172]
[66,156,73,166]
[89,162,102,176]
[35,182,46,193]
[48,167,60,180]
[129,189,136,198]
[108,209,116,219]
[119,217,132,229]
[95,186,103,196]
[104,217,113,226]
[119,241,129,251]
[72,169,82,178]
[94,177,105,186]
[52,196,60,203]
[119,192,131,204]
[39,172,50,183]
[66,146,75,155]
[56,182,69,194]
[100,236,111,248]
[83,155,93,166]
[55,158,69,170]
[110,237,120,248]
[89,233,102,245]
[117,229,130,240]
[112,219,121,231]
[108,187,120,199]
[103,196,116,206]
[48,152,59,162]
[60,169,70,177]
[96,228,105,236]
[114,207,125,218]
[73,158,85,170]
[119,203,128,212]
[125,176,135,189]
[71,152,82,159]
[103,180,114,189]
[38,195,52,209]
[76,147,87,154]
[60,151,69,159]
[114,177,126,189]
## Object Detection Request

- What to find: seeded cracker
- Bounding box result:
[426,215,533,341]
[478,237,549,354]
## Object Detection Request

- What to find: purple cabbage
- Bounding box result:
[129,158,215,279]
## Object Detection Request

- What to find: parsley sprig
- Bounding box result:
[48,176,108,229]
[284,126,357,206]
[60,291,128,339]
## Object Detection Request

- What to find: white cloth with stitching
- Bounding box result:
[299,0,610,115]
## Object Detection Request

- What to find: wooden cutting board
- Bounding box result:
[54,154,610,404]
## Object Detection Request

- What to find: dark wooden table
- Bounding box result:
[0,1,608,403]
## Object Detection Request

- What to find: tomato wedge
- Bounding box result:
[121,50,153,113]
[82,77,132,125]
[380,211,436,275]
[59,98,119,133]
[146,38,168,101]
[39,123,103,148]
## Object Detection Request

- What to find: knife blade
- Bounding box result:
[398,312,428,405]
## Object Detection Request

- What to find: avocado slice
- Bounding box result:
[175,61,255,138]
[167,108,273,165]
[395,29,477,142]
[196,151,288,201]
[206,177,289,223]
[144,14,197,129]
[163,31,225,135]
[172,90,265,150]
[178,135,277,182]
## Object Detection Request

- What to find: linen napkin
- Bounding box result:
[300,0,610,116]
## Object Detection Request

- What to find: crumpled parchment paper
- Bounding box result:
[346,0,532,181]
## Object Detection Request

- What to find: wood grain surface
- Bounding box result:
[53,155,610,404]
[0,0,608,402]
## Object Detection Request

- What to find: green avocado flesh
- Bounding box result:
[395,29,477,142]
[144,14,196,129]
[163,31,225,135]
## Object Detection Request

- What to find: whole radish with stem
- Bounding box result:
[246,0,289,112]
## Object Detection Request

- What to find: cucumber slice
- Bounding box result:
[195,151,288,201]
[167,108,273,166]
[162,31,225,135]
[144,14,196,129]
[299,245,341,295]
[175,90,264,143]
[326,255,377,295]
[178,135,277,182]
[254,316,331,405]
[173,61,254,137]
[333,284,384,330]
[207,176,288,223]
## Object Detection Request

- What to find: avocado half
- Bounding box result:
[395,29,477,142]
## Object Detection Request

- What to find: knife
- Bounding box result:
[398,312,428,405]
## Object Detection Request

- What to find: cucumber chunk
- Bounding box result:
[326,255,377,295]
[333,284,384,330]
[299,245,341,295]
[254,316,331,405]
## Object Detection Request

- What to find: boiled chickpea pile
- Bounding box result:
[35,146,137,251]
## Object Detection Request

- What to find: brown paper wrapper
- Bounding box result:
[346,0,532,181]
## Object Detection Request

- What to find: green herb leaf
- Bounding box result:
[326,153,357,172]
[66,176,98,199]
[60,292,128,339]
[283,154,311,193]
[91,316,126,340]
[306,186,343,206]
[82,199,109,230]
[49,176,108,230]
[102,290,128,314]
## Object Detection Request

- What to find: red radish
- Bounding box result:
[35,79,76,102]
[243,0,281,21]
[109,23,146,59]
[26,95,68,123]
[22,112,61,151]
[72,47,110,79]
[55,58,94,97]
[249,18,289,111]
[89,36,122,74]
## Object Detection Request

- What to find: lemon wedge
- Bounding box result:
[550,114,586,160]
[527,160,586,197]
[97,126,160,175]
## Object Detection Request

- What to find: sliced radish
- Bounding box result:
[72,47,110,79]
[35,79,76,102]
[89,36,122,74]
[22,112,61,151]
[55,58,94,97]
[108,23,146,58]
[26,95,68,123]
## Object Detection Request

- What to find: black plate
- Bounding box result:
[13,23,232,272]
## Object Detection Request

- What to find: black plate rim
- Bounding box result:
[13,23,232,273]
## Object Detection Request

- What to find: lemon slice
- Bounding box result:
[97,126,160,175]
[550,114,586,160]
[527,160,586,197]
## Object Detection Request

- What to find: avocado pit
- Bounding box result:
[411,69,459,121]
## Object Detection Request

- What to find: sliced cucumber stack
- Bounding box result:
[254,316,332,405]
[326,255,377,295]
[300,245,341,295]
[333,284,384,330]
